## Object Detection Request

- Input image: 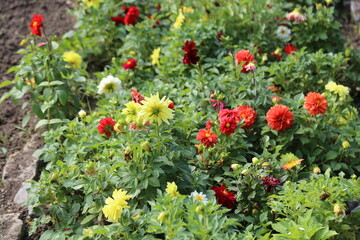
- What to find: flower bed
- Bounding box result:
[2,0,360,239]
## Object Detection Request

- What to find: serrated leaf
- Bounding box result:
[80,215,97,225]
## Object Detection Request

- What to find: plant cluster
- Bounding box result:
[2,0,360,239]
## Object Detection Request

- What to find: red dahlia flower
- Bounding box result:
[196,129,218,147]
[168,101,175,109]
[217,30,223,42]
[111,6,139,26]
[29,14,44,36]
[123,58,137,70]
[234,105,257,129]
[124,6,140,25]
[205,120,212,130]
[98,118,116,137]
[261,175,281,192]
[218,109,238,120]
[304,92,328,116]
[219,117,237,135]
[131,87,145,104]
[284,44,297,55]
[234,49,256,73]
[211,184,236,208]
[182,40,200,65]
[266,104,294,131]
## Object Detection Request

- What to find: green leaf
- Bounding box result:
[81,215,97,225]
[35,119,63,130]
[37,81,64,87]
[58,90,68,106]
[0,80,13,88]
[325,150,338,160]
[0,92,12,104]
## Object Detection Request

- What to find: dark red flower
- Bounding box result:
[270,51,282,61]
[211,184,236,208]
[196,129,218,147]
[123,58,137,70]
[234,49,256,73]
[219,117,237,135]
[111,16,125,26]
[218,109,238,120]
[131,87,145,104]
[284,44,298,55]
[182,40,200,65]
[168,101,174,109]
[97,118,116,137]
[217,30,223,42]
[261,175,281,192]
[266,104,294,131]
[29,14,44,36]
[234,105,257,129]
[124,6,139,25]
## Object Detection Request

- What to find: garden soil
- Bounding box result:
[0,0,75,235]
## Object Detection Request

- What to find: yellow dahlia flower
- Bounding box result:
[342,141,350,149]
[139,94,174,125]
[165,182,180,198]
[122,101,142,123]
[173,11,185,29]
[102,189,132,222]
[151,48,161,66]
[62,51,82,68]
[182,7,194,14]
[325,81,349,97]
[82,0,102,8]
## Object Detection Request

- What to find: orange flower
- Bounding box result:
[281,159,304,170]
[196,129,218,147]
[234,105,257,129]
[303,92,328,116]
[266,104,294,131]
[234,49,256,73]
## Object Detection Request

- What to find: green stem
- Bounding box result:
[202,210,208,240]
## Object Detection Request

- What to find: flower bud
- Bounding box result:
[141,141,152,152]
[157,211,167,221]
[313,166,321,174]
[252,157,260,164]
[342,141,350,149]
[231,164,241,171]
[262,162,271,170]
[333,203,345,216]
[195,206,203,214]
[125,146,133,155]
[83,229,93,238]
[271,96,282,104]
[351,174,357,179]
[241,169,249,175]
[325,0,332,5]
[20,38,29,46]
[132,213,141,221]
[78,109,86,118]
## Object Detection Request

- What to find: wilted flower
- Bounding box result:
[63,51,82,68]
[131,87,145,104]
[37,42,47,47]
[333,203,345,216]
[286,9,307,22]
[102,189,132,222]
[280,153,304,170]
[261,175,281,192]
[97,76,121,94]
[276,26,291,42]
[272,96,282,104]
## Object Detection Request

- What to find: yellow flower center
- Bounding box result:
[195,195,203,201]
[126,61,132,65]
[241,114,246,118]
[33,21,38,27]
[226,123,231,127]
[205,133,211,137]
